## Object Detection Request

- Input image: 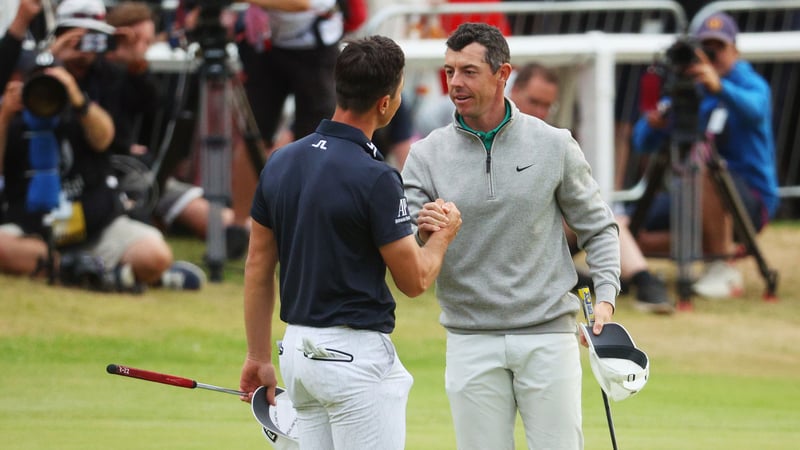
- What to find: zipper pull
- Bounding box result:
[485,152,491,174]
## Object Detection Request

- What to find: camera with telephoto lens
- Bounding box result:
[651,35,719,147]
[664,36,717,73]
[21,52,69,119]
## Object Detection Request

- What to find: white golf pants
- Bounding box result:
[279,324,413,450]
[445,331,583,450]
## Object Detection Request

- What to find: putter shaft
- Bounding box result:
[196,382,245,396]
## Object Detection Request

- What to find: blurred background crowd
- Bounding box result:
[1,0,798,300]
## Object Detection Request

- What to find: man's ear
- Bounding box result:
[498,62,513,83]
[378,95,390,115]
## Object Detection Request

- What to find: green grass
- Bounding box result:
[1,223,799,449]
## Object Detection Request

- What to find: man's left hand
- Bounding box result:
[591,300,614,335]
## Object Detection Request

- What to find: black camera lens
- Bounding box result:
[665,38,698,70]
[21,52,69,118]
[23,73,69,118]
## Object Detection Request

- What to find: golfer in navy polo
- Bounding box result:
[239,36,461,450]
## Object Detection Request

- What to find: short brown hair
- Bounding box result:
[106,1,154,28]
[335,36,405,114]
[512,62,558,91]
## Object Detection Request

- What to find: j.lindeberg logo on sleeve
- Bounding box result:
[366,141,379,159]
[311,139,328,150]
[395,197,411,224]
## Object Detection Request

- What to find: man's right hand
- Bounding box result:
[48,28,85,59]
[644,109,669,129]
[416,198,461,243]
[436,201,461,243]
[240,356,277,406]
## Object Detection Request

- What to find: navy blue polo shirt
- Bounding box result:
[251,119,413,333]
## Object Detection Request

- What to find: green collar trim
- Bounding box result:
[457,101,512,151]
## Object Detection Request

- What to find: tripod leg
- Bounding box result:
[43,216,57,285]
[199,73,232,282]
[707,155,779,300]
[230,75,267,175]
[670,143,703,310]
[628,150,670,237]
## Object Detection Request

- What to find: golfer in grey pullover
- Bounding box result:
[404,101,620,335]
[402,23,620,450]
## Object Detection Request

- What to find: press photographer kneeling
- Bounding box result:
[0,0,204,292]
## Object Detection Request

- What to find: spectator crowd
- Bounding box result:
[0,0,791,303]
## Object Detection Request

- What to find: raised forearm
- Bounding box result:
[383,203,461,297]
[76,99,115,151]
[0,82,23,174]
[409,232,453,295]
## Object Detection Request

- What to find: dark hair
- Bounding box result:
[335,35,405,114]
[445,23,510,73]
[106,1,154,28]
[512,62,559,90]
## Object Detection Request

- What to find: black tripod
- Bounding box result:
[161,2,266,282]
[628,134,779,308]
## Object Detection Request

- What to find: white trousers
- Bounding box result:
[279,324,413,450]
[445,331,583,450]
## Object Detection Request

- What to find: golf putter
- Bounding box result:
[577,287,619,450]
[106,364,245,396]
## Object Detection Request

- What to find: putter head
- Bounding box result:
[251,386,299,449]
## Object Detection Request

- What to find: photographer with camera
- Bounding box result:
[632,12,779,299]
[0,0,205,292]
[103,1,249,259]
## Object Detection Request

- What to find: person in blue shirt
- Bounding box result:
[239,35,462,450]
[632,12,779,298]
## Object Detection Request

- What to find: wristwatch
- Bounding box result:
[74,91,91,117]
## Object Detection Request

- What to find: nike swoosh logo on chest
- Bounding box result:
[516,164,534,172]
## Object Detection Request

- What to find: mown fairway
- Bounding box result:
[1,223,799,449]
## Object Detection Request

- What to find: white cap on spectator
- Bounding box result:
[56,0,116,34]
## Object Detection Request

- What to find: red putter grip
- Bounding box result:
[106,364,197,389]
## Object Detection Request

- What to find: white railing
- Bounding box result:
[395,30,800,202]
